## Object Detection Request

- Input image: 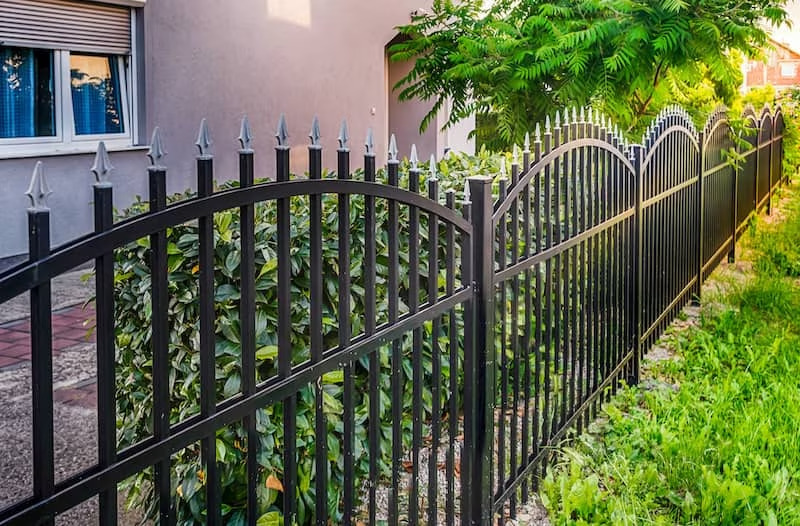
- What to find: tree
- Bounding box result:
[390,0,789,149]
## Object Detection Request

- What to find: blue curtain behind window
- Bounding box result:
[0,48,36,138]
[71,57,123,135]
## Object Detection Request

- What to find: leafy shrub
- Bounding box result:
[115,153,508,524]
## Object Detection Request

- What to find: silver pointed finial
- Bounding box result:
[91,141,114,186]
[562,108,570,126]
[535,122,541,142]
[388,134,398,161]
[545,115,551,134]
[555,111,561,128]
[26,162,51,210]
[309,116,322,147]
[428,155,437,180]
[587,107,593,124]
[463,179,471,203]
[524,132,531,152]
[275,114,289,147]
[337,119,349,149]
[579,107,586,123]
[499,160,507,177]
[238,115,254,151]
[572,107,578,123]
[512,144,519,165]
[409,144,419,170]
[365,128,375,155]
[195,118,212,157]
[147,127,166,167]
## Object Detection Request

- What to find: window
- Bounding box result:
[780,62,797,78]
[0,0,139,155]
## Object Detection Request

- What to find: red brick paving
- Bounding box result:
[0,304,98,409]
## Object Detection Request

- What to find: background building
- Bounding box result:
[0,0,474,259]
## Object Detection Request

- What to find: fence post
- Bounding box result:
[767,116,773,216]
[630,145,643,387]
[729,132,739,264]
[695,131,705,304]
[467,176,495,525]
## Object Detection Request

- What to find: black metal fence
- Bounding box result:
[0,103,786,526]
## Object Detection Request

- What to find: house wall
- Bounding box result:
[1,0,454,259]
[743,41,800,91]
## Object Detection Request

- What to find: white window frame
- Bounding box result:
[780,62,796,78]
[0,10,139,157]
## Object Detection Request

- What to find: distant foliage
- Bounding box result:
[391,0,788,149]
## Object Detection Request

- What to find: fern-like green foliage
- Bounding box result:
[390,0,788,149]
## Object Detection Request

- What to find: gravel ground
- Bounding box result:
[0,267,94,324]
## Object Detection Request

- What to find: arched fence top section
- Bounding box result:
[493,107,634,221]
[701,106,730,147]
[775,107,785,136]
[640,104,700,171]
[0,178,471,304]
[742,104,758,125]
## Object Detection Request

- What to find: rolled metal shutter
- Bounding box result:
[0,0,131,55]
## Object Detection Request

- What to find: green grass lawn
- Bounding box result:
[540,182,800,525]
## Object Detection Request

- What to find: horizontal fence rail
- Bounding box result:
[0,103,787,526]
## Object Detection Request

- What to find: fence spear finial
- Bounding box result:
[512,144,519,165]
[338,119,349,150]
[535,122,541,142]
[275,114,289,147]
[429,155,438,180]
[365,128,375,155]
[524,132,531,152]
[238,115,254,151]
[410,144,419,170]
[463,179,471,203]
[562,107,570,126]
[572,107,578,123]
[91,141,114,186]
[554,111,561,128]
[26,161,51,210]
[587,107,593,124]
[309,115,322,147]
[580,106,586,123]
[545,115,551,134]
[388,134,398,161]
[195,118,213,157]
[147,127,166,167]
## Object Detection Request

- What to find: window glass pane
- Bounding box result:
[0,46,55,139]
[70,54,124,135]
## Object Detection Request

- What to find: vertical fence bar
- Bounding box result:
[196,119,221,526]
[308,120,327,526]
[445,189,457,526]
[364,131,379,526]
[496,176,507,511]
[237,118,259,526]
[630,145,643,386]
[337,126,355,526]
[427,164,441,526]
[408,149,422,526]
[92,144,117,526]
[275,116,297,526]
[461,194,475,526]
[520,137,532,504]
[387,138,401,526]
[509,155,520,519]
[767,116,773,216]
[696,131,705,301]
[147,130,174,525]
[27,162,55,526]
[468,176,495,525]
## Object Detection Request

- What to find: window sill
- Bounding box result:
[0,144,149,161]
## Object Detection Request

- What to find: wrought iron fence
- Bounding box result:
[0,103,786,526]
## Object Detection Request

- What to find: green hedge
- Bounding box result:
[114,151,507,525]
